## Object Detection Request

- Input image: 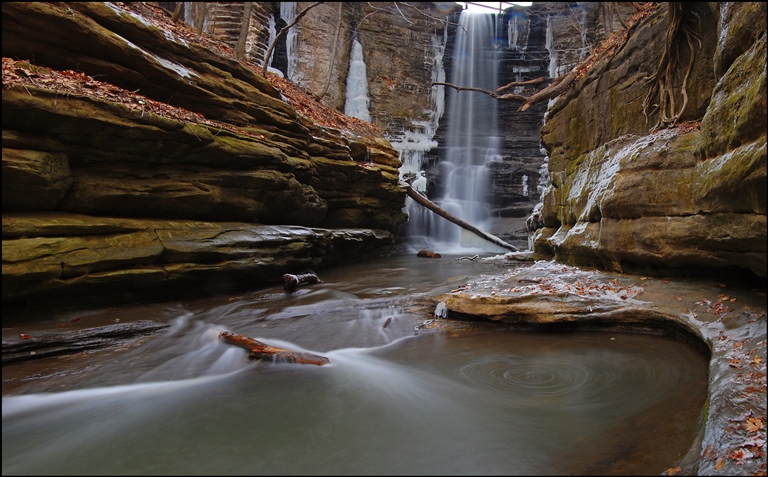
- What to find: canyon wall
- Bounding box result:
[1,2,406,317]
[528,2,767,278]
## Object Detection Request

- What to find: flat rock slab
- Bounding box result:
[2,320,170,364]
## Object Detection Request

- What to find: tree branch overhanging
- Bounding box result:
[432,64,578,112]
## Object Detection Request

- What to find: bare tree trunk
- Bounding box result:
[404,185,518,252]
[171,3,183,23]
[261,2,324,76]
[235,2,253,61]
[194,2,206,34]
[317,2,343,100]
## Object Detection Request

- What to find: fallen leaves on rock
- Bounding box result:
[2,57,268,143]
[573,2,660,81]
[2,1,385,144]
[726,411,767,466]
[265,72,383,139]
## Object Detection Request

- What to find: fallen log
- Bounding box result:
[283,271,322,291]
[403,184,518,252]
[219,331,330,366]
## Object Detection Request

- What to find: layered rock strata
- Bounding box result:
[528,2,767,278]
[2,2,407,316]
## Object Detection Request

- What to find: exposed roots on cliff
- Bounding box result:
[642,2,703,131]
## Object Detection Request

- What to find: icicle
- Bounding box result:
[434,301,447,319]
[280,3,298,81]
[545,14,559,78]
[344,36,371,122]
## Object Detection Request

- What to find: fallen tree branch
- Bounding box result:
[404,184,518,252]
[219,331,330,366]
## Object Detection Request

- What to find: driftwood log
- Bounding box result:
[219,331,330,366]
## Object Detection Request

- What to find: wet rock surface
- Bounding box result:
[2,213,396,318]
[2,320,169,364]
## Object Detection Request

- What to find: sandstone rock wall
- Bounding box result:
[1,2,407,316]
[529,2,767,278]
[179,2,634,250]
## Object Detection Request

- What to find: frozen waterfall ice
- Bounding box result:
[344,36,371,122]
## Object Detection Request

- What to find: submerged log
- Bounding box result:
[404,184,518,252]
[219,331,330,366]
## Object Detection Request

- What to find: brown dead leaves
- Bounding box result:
[504,274,642,301]
[2,56,274,142]
[694,294,737,317]
[264,71,383,139]
[573,2,660,81]
[3,0,384,143]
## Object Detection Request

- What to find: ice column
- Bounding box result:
[344,35,371,122]
[545,14,559,78]
[507,14,530,51]
[395,32,445,178]
[280,2,298,81]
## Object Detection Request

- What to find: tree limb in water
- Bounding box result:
[404,184,518,252]
[219,331,330,366]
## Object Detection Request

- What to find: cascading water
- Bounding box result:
[406,10,506,253]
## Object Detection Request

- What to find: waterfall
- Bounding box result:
[401,10,508,253]
[394,30,444,250]
[344,35,371,122]
[442,11,501,251]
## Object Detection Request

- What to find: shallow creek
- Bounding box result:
[1,254,727,475]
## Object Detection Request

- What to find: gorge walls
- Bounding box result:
[528,2,767,278]
[2,2,406,316]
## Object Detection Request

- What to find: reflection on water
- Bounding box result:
[2,255,709,475]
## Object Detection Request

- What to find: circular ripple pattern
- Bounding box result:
[456,347,677,414]
[386,332,692,421]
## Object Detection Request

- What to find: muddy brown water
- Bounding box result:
[2,254,713,475]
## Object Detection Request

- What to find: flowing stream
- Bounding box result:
[2,254,709,475]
